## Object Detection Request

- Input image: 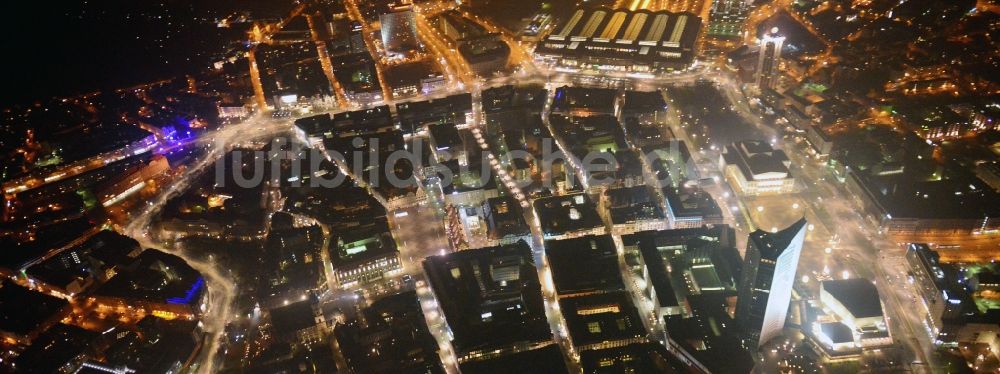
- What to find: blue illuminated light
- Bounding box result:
[167,277,204,305]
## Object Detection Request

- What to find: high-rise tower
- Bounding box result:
[736,217,807,348]
[755,27,785,90]
[379,7,420,55]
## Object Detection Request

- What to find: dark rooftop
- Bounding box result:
[722,140,790,179]
[481,85,547,114]
[25,252,91,293]
[335,291,443,374]
[663,184,723,221]
[821,278,883,319]
[331,52,381,95]
[331,105,395,136]
[621,90,667,112]
[483,196,530,240]
[748,217,807,261]
[269,299,317,335]
[422,241,551,355]
[545,235,625,297]
[396,93,472,133]
[25,230,140,292]
[12,324,97,373]
[559,291,645,348]
[79,230,141,268]
[330,219,399,268]
[428,123,463,151]
[552,86,618,115]
[0,281,68,337]
[91,249,204,307]
[819,322,854,344]
[0,217,95,272]
[579,342,690,373]
[605,186,666,225]
[457,345,569,373]
[664,293,753,373]
[382,61,441,89]
[459,37,510,65]
[624,226,740,306]
[101,316,200,373]
[852,171,1000,220]
[533,193,604,237]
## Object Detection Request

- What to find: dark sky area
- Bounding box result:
[0,1,290,106]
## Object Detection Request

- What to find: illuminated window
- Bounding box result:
[588,322,601,333]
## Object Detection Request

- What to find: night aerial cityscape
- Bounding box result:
[2,0,1000,373]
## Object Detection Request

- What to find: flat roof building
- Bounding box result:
[396,93,472,136]
[579,342,690,373]
[422,242,552,362]
[560,291,647,351]
[602,185,667,234]
[663,293,754,373]
[975,161,1000,193]
[434,10,487,44]
[622,225,741,322]
[11,324,98,374]
[383,61,447,99]
[0,281,69,345]
[330,219,401,288]
[335,291,444,373]
[90,249,206,320]
[845,170,1000,237]
[331,52,383,104]
[620,90,668,125]
[533,193,606,240]
[551,86,619,117]
[545,235,625,298]
[427,122,464,161]
[96,315,203,373]
[905,243,969,341]
[815,322,855,352]
[460,37,511,77]
[663,183,724,229]
[269,298,325,345]
[481,85,547,133]
[457,344,568,373]
[482,196,530,244]
[821,279,883,327]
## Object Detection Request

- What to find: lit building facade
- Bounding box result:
[905,243,968,342]
[379,7,420,55]
[755,28,784,90]
[719,140,795,196]
[332,230,402,288]
[819,278,892,348]
[736,218,807,347]
[534,8,701,74]
[708,0,749,39]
